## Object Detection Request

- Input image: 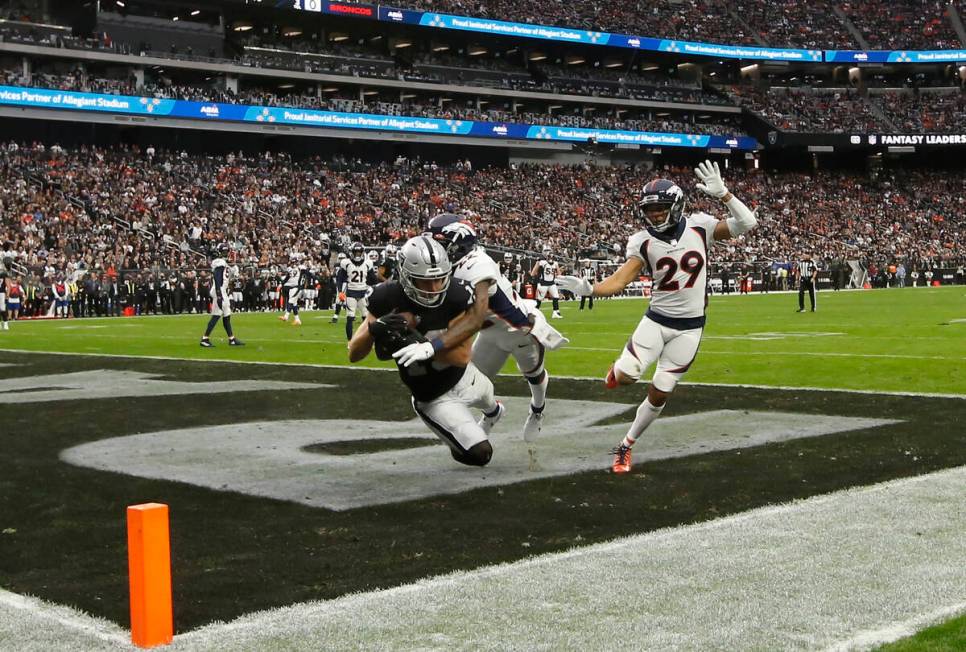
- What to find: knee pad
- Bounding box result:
[614,345,644,382]
[450,440,492,467]
[651,369,681,394]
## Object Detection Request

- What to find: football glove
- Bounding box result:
[526,311,569,351]
[392,341,436,367]
[695,160,729,199]
[338,291,346,303]
[556,275,593,297]
[370,314,424,361]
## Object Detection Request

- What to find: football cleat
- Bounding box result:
[279,314,289,321]
[478,401,505,436]
[330,315,339,323]
[605,365,619,390]
[293,317,302,326]
[228,338,245,346]
[523,407,544,443]
[200,338,214,348]
[551,311,562,319]
[611,444,632,474]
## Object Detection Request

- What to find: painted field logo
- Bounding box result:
[61,396,899,510]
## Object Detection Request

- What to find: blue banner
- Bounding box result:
[0,85,758,150]
[825,49,966,63]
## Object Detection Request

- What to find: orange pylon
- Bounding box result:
[127,503,173,648]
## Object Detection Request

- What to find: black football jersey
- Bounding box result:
[367,279,473,402]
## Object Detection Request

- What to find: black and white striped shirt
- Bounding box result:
[798,260,816,280]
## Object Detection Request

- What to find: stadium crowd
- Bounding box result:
[870,91,966,133]
[2,141,963,318]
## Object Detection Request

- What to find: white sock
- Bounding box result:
[527,371,548,410]
[621,399,664,448]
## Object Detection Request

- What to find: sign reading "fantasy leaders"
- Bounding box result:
[0,85,758,149]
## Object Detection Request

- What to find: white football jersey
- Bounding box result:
[340,258,374,292]
[536,259,558,284]
[453,247,532,332]
[210,258,233,299]
[626,213,721,320]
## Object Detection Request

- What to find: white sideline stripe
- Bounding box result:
[822,602,966,652]
[1,347,964,400]
[168,466,966,651]
[566,346,965,361]
[0,589,129,648]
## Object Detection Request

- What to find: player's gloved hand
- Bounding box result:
[695,160,729,199]
[338,292,346,302]
[556,275,593,297]
[392,341,435,367]
[527,311,569,351]
[368,313,409,339]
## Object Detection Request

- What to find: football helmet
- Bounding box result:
[638,179,686,233]
[503,252,513,264]
[397,236,452,307]
[337,252,346,263]
[541,245,552,257]
[368,250,380,263]
[384,243,397,260]
[426,213,478,263]
[350,242,365,263]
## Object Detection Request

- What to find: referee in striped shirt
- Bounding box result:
[796,254,818,312]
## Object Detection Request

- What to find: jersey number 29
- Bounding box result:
[655,251,705,291]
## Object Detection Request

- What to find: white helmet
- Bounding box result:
[384,243,397,259]
[397,236,452,307]
[542,245,552,257]
[503,252,513,263]
[368,250,380,263]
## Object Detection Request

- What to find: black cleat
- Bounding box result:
[200,339,214,348]
[229,338,245,346]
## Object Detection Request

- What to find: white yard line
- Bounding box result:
[0,589,130,650]
[164,465,966,651]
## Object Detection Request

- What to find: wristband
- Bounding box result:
[431,338,444,353]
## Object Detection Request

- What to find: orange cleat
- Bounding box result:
[604,365,619,390]
[611,444,632,474]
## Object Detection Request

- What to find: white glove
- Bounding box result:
[392,341,435,367]
[556,275,593,297]
[695,160,729,199]
[527,310,570,351]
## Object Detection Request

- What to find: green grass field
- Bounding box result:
[1,285,964,650]
[4,286,965,394]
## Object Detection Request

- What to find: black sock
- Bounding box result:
[204,315,219,336]
[223,316,234,338]
[552,298,559,311]
[345,316,354,340]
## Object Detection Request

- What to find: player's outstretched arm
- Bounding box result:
[435,281,490,351]
[559,258,642,298]
[347,314,375,362]
[694,160,758,241]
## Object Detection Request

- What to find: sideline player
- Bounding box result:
[279,258,310,326]
[531,246,562,318]
[348,236,503,467]
[0,269,8,330]
[200,246,244,347]
[558,161,757,473]
[338,242,378,340]
[578,259,596,311]
[427,214,568,453]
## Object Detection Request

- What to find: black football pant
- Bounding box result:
[799,281,816,311]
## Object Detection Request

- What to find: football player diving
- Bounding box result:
[557,161,757,473]
[348,236,503,467]
[426,214,569,460]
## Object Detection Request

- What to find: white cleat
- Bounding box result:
[278,314,289,322]
[478,401,505,436]
[293,317,302,326]
[551,311,562,319]
[523,408,544,443]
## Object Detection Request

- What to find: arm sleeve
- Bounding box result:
[336,268,347,290]
[489,287,531,329]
